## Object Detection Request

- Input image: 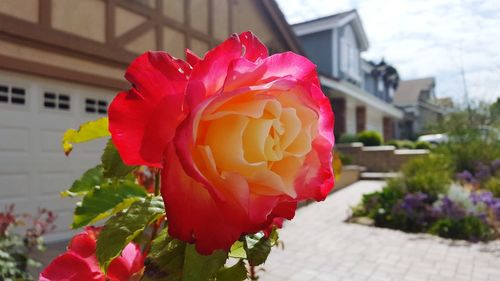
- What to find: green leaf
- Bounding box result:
[96,196,164,271]
[244,233,272,266]
[62,117,110,155]
[72,181,147,229]
[183,244,227,281]
[101,140,135,178]
[229,241,246,259]
[143,229,228,281]
[62,165,103,197]
[143,228,186,281]
[216,260,248,281]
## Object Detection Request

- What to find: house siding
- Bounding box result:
[297,30,332,75]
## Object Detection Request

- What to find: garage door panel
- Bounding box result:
[0,127,30,152]
[0,154,32,170]
[0,198,36,215]
[0,172,29,198]
[0,71,116,242]
[0,112,31,127]
[50,210,75,235]
[37,196,78,212]
[39,172,74,195]
[39,129,66,153]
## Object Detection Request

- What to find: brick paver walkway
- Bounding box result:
[260,181,500,281]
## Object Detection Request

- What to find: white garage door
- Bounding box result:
[0,69,115,242]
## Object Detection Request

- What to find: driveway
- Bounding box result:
[260,181,500,281]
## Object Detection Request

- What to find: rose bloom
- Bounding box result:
[109,31,334,254]
[39,227,144,281]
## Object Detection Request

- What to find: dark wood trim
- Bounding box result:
[114,0,152,17]
[0,33,126,69]
[114,20,155,46]
[0,14,136,66]
[0,54,128,90]
[39,0,51,27]
[106,0,116,44]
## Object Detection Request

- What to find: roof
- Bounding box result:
[393,78,435,106]
[258,0,305,55]
[292,10,355,27]
[291,9,369,51]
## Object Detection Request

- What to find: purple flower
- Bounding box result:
[456,170,474,182]
[470,191,494,206]
[435,196,466,220]
[400,192,428,212]
[490,200,500,221]
[475,163,492,181]
[491,159,500,172]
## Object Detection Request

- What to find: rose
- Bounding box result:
[39,227,144,281]
[109,31,335,254]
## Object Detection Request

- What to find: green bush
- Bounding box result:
[385,140,399,148]
[352,179,405,223]
[484,177,500,197]
[436,140,500,174]
[401,154,452,198]
[336,151,352,165]
[429,216,494,242]
[415,141,431,150]
[398,140,415,149]
[357,131,383,146]
[338,134,358,143]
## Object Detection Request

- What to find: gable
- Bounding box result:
[293,10,369,51]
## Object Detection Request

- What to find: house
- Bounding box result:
[394,77,446,139]
[292,10,403,140]
[0,0,302,242]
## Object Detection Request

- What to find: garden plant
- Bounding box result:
[351,102,500,242]
[38,31,335,280]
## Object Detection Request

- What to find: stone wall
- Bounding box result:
[337,142,429,172]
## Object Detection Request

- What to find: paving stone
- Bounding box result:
[259,180,500,281]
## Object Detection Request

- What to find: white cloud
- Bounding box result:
[276,0,500,103]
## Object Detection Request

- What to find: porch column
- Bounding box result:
[383,117,394,140]
[331,98,346,138]
[356,106,366,133]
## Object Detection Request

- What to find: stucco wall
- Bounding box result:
[342,94,385,136]
[366,107,384,134]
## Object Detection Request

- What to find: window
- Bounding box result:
[388,87,394,99]
[43,92,70,110]
[0,84,26,105]
[377,77,384,92]
[340,26,360,80]
[0,85,8,103]
[85,98,108,115]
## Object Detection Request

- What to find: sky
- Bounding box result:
[276,0,500,104]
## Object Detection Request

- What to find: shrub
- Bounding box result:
[415,141,431,150]
[0,205,56,280]
[385,140,399,148]
[336,150,352,165]
[352,179,406,224]
[398,140,415,149]
[402,154,452,198]
[357,131,383,146]
[429,216,494,242]
[338,133,358,143]
[484,177,500,198]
